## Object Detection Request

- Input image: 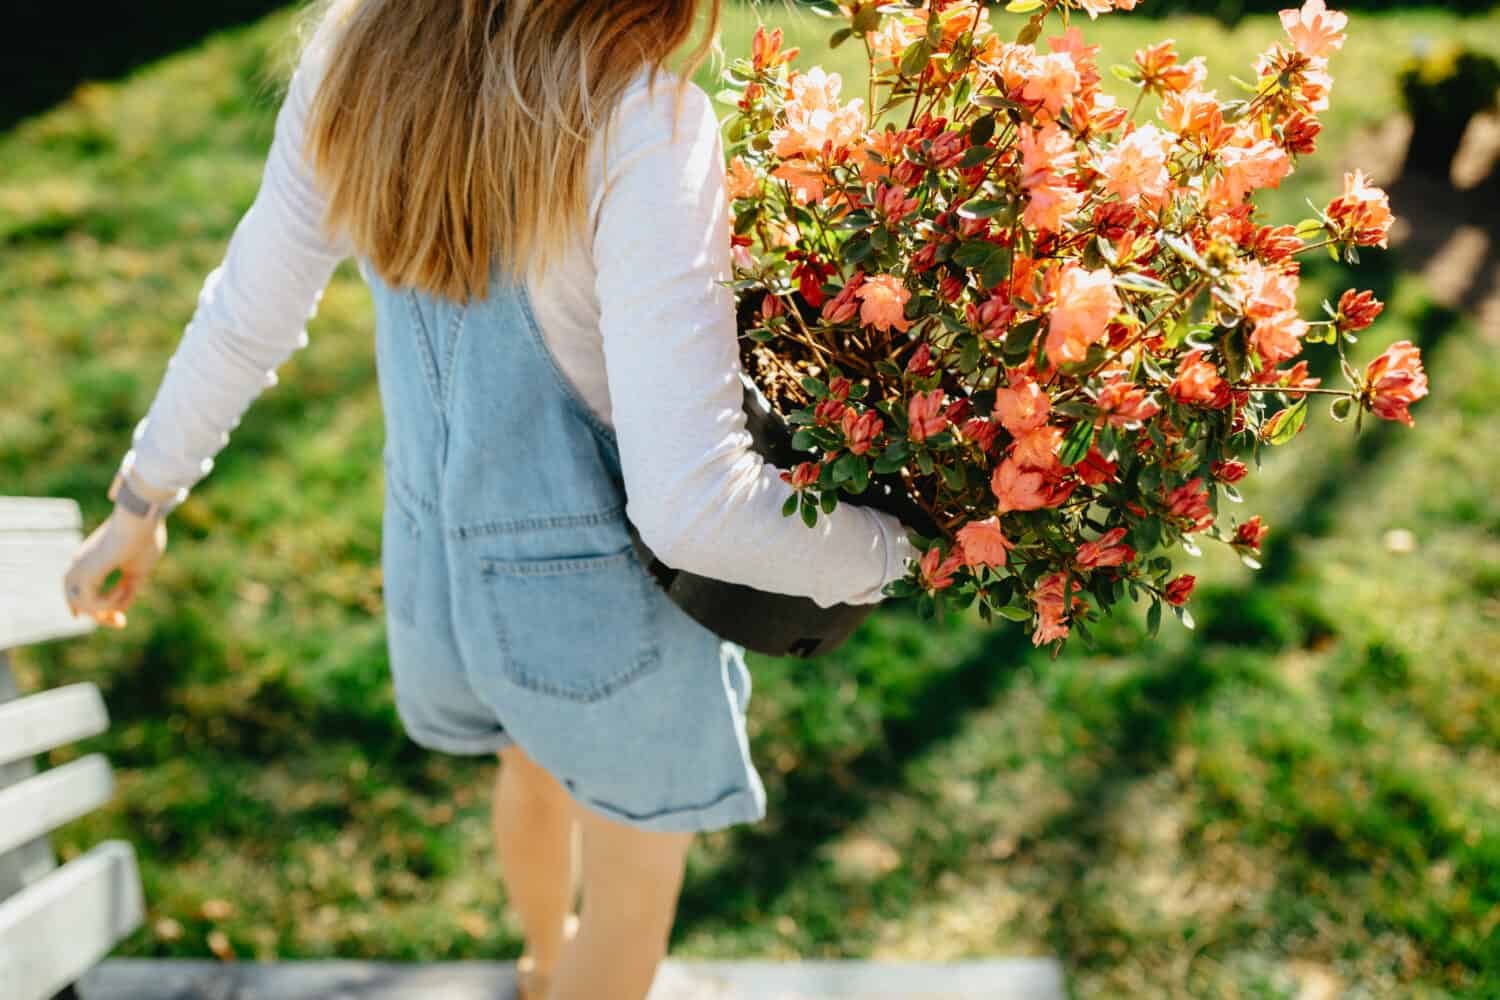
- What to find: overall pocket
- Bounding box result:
[479,545,662,703]
[381,486,423,625]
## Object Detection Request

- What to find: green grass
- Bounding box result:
[4,3,1499,996]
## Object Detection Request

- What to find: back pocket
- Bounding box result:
[480,545,662,703]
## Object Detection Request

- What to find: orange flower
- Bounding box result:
[1164,574,1196,606]
[1021,51,1081,120]
[907,390,948,443]
[991,458,1051,513]
[1030,572,1081,647]
[1096,377,1161,428]
[1169,350,1230,408]
[1336,289,1383,332]
[1046,265,1120,365]
[840,410,884,455]
[1326,170,1394,249]
[1165,477,1215,533]
[1363,340,1428,426]
[1100,124,1172,205]
[856,273,912,333]
[918,545,964,592]
[1233,515,1268,550]
[956,517,1014,570]
[1280,0,1347,60]
[726,156,760,200]
[1012,425,1064,469]
[772,68,866,162]
[1210,134,1291,207]
[993,378,1052,435]
[1075,526,1135,569]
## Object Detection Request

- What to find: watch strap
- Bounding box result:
[108,471,180,521]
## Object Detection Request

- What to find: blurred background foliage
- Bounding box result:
[3,1,1499,997]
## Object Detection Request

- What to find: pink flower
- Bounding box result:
[840,410,885,456]
[1164,574,1196,606]
[1364,340,1428,426]
[956,517,1014,569]
[1076,526,1136,569]
[1169,350,1231,408]
[1165,477,1214,533]
[726,156,760,200]
[876,183,919,222]
[907,390,948,443]
[993,378,1052,435]
[1280,0,1348,59]
[1326,170,1394,249]
[1100,124,1172,205]
[919,546,964,592]
[991,458,1051,513]
[1047,265,1120,365]
[1233,515,1268,550]
[856,273,912,333]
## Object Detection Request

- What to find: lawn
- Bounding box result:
[3,2,1498,997]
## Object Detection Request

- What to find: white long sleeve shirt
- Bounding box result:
[118,16,915,608]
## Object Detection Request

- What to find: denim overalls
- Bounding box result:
[363,260,766,833]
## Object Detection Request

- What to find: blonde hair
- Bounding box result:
[301,0,720,303]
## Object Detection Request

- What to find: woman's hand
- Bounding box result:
[63,506,168,629]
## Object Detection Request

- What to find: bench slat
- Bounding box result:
[0,498,83,535]
[0,840,144,1000]
[0,755,115,856]
[1,497,95,649]
[0,684,109,767]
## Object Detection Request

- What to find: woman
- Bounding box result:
[62,1,914,997]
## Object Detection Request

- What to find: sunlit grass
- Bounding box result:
[4,3,1497,997]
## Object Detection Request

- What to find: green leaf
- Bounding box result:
[959,337,982,374]
[820,490,839,514]
[800,376,828,400]
[832,451,861,483]
[996,603,1032,622]
[829,26,854,48]
[981,247,1013,289]
[1005,0,1044,12]
[782,494,799,518]
[791,428,816,451]
[1113,272,1173,295]
[953,239,998,266]
[1265,396,1309,445]
[1329,396,1354,422]
[800,495,819,528]
[969,114,996,146]
[1146,599,1162,637]
[1058,419,1096,466]
[899,38,932,77]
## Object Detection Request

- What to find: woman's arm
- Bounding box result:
[592,75,914,609]
[116,17,353,497]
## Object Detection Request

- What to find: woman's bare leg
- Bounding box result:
[494,746,578,989]
[546,803,693,1000]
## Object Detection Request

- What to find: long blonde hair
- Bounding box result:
[302,0,720,303]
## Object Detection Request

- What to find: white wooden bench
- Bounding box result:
[0,497,145,1000]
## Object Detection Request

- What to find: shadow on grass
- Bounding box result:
[2,1,296,131]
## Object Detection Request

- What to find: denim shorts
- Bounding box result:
[380,476,768,834]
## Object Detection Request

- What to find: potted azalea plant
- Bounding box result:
[635,0,1428,657]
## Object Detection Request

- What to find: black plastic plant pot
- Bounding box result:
[628,375,937,660]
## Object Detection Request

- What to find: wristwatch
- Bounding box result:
[107,470,184,522]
